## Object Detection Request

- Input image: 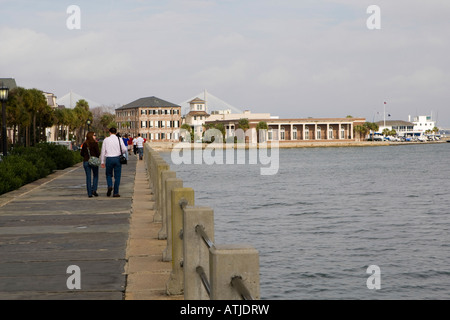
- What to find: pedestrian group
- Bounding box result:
[81,128,146,198]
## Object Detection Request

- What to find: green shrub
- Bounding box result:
[0,155,38,194]
[0,143,83,196]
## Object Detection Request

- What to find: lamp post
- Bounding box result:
[87,119,92,132]
[0,83,10,158]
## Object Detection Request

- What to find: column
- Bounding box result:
[290,124,294,141]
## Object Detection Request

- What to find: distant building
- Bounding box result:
[411,115,437,133]
[208,110,273,122]
[1,78,18,143]
[43,92,61,142]
[376,115,438,137]
[376,120,415,136]
[0,78,17,90]
[184,97,210,139]
[207,117,366,144]
[115,96,182,141]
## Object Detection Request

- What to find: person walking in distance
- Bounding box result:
[100,127,128,198]
[80,132,100,198]
[133,136,138,155]
[135,134,145,160]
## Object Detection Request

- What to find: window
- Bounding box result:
[268,129,273,141]
[329,129,333,139]
[317,128,321,140]
[293,127,297,140]
[341,128,345,139]
[305,128,310,140]
[280,128,285,140]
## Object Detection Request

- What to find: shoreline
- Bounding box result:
[147,140,448,151]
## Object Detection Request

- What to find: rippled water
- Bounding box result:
[160,144,450,300]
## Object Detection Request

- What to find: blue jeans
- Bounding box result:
[105,156,122,195]
[83,161,99,197]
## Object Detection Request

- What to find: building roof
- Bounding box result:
[187,111,210,117]
[180,91,243,115]
[118,96,181,110]
[376,120,414,127]
[190,97,205,104]
[207,117,366,125]
[0,78,18,90]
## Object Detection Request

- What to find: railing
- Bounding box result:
[144,144,260,300]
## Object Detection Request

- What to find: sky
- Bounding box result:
[1,0,449,126]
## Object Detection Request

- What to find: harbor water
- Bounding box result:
[159,143,450,300]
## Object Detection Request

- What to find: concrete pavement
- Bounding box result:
[0,153,181,300]
[125,155,183,300]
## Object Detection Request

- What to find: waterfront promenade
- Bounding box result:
[0,154,181,300]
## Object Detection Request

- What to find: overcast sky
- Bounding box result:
[1,0,449,126]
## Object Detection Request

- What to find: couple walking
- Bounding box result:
[81,128,128,198]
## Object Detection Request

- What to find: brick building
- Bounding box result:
[115,96,182,141]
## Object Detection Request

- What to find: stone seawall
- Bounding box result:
[147,140,447,151]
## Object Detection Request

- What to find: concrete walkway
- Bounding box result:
[0,154,182,300]
[125,156,183,300]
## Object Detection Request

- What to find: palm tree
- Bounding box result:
[237,118,250,131]
[203,122,225,143]
[354,124,368,141]
[100,113,116,136]
[6,88,29,147]
[27,88,48,146]
[256,121,268,143]
[73,99,92,145]
[181,124,194,142]
[433,126,439,135]
[54,108,72,141]
[235,118,250,143]
[364,122,379,141]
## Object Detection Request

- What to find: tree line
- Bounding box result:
[1,87,116,150]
